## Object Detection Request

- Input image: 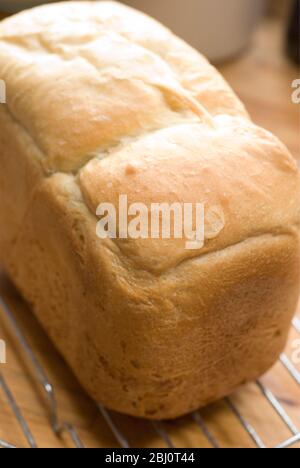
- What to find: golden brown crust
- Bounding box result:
[0,1,248,173]
[8,174,300,419]
[0,1,299,419]
[79,117,300,274]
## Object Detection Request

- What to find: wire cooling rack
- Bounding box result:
[0,294,300,449]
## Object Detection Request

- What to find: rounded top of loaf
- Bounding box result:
[0,1,299,274]
[0,0,248,172]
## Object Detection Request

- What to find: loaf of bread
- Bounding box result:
[0,1,299,420]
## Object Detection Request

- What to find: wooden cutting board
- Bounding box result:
[0,11,299,448]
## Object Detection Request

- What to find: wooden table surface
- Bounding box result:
[219,16,300,163]
[0,12,300,448]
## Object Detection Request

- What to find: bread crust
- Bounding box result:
[0,1,299,419]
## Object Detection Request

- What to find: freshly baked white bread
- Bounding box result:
[0,1,299,420]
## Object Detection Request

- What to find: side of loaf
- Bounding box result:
[0,1,299,420]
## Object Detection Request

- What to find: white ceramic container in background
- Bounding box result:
[123,0,266,62]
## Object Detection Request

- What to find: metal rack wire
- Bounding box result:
[0,294,300,449]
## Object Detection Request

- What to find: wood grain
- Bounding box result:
[0,12,299,448]
[218,17,300,162]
